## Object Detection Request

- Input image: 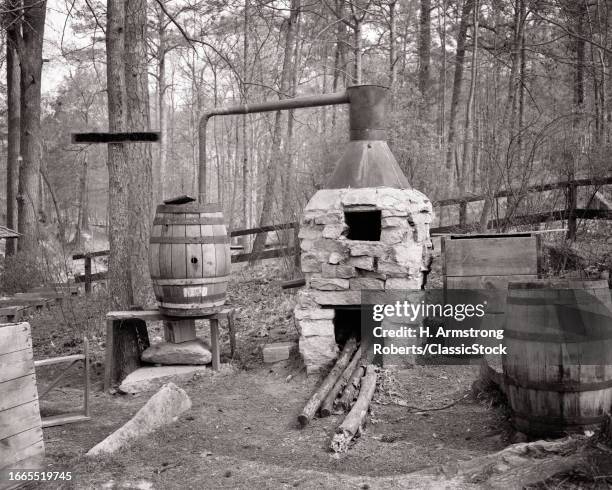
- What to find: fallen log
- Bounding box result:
[337,363,365,411]
[298,338,357,428]
[330,365,377,453]
[320,346,362,417]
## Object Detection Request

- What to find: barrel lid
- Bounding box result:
[156,201,223,213]
[164,195,196,205]
[508,279,609,290]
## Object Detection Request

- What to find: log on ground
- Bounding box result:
[298,338,357,428]
[330,365,377,453]
[320,346,362,417]
[337,363,365,411]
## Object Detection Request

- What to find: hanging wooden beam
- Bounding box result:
[71,132,160,144]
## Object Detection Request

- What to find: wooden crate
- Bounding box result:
[0,323,45,489]
[441,233,540,363]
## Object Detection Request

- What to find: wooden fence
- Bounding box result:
[72,177,611,290]
[73,221,300,292]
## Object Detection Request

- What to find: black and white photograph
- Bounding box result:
[1,0,612,488]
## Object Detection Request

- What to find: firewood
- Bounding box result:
[337,363,365,411]
[320,346,362,417]
[330,365,377,453]
[298,338,357,428]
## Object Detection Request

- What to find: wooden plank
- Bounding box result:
[230,221,297,237]
[0,375,39,412]
[0,298,52,308]
[0,324,32,356]
[0,453,45,490]
[0,427,44,468]
[185,224,203,278]
[0,401,41,440]
[171,214,187,279]
[41,413,90,428]
[231,246,296,263]
[72,250,109,259]
[71,131,160,143]
[210,319,220,371]
[34,354,84,368]
[0,349,34,383]
[444,236,538,276]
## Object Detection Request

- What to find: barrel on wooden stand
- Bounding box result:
[503,279,612,437]
[149,200,231,317]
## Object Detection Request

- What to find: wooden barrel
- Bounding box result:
[149,202,231,317]
[503,279,612,436]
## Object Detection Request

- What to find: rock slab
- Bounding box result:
[119,365,209,394]
[262,342,298,363]
[87,383,191,456]
[141,339,212,365]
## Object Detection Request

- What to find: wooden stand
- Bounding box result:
[104,308,235,392]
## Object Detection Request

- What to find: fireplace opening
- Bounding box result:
[333,307,362,346]
[344,209,381,241]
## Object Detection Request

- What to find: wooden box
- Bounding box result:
[0,323,45,489]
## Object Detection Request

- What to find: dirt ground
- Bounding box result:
[19,263,612,489]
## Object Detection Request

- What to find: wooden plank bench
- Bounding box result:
[104,308,236,392]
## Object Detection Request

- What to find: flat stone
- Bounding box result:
[386,278,420,290]
[298,319,335,337]
[382,217,407,228]
[262,342,297,363]
[301,253,322,273]
[380,228,407,244]
[294,307,335,320]
[322,224,346,240]
[313,238,349,255]
[392,243,423,268]
[310,277,349,291]
[322,264,356,279]
[349,241,387,257]
[304,189,344,213]
[119,366,209,394]
[299,335,338,369]
[311,291,361,305]
[348,256,375,271]
[377,260,411,276]
[141,339,211,365]
[349,277,385,290]
[328,252,344,264]
[298,225,323,240]
[341,188,378,206]
[314,212,344,225]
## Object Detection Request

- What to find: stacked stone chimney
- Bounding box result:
[293,186,433,374]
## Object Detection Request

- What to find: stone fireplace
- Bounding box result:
[292,85,434,374]
[294,187,433,374]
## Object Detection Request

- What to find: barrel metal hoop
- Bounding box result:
[156,203,222,213]
[150,236,230,244]
[152,276,229,285]
[160,295,226,308]
[503,374,612,392]
[512,411,607,426]
[153,217,225,225]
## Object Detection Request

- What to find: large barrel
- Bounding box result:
[503,279,612,436]
[149,202,231,316]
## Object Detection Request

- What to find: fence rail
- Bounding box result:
[72,177,611,291]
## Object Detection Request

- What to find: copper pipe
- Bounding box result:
[198,91,349,203]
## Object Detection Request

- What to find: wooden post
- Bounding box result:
[293,222,300,269]
[83,337,90,417]
[210,318,220,370]
[84,255,92,294]
[566,182,577,241]
[228,309,236,359]
[459,201,468,228]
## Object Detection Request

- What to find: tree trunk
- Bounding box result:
[106,0,132,308]
[459,0,479,195]
[353,21,362,84]
[418,0,431,99]
[75,155,89,248]
[388,1,397,88]
[125,0,154,306]
[251,0,300,259]
[5,20,20,256]
[157,4,168,202]
[444,0,474,185]
[242,0,249,230]
[16,0,47,253]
